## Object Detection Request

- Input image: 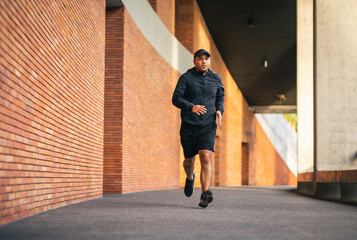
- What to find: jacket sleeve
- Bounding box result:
[172,75,195,111]
[215,76,225,115]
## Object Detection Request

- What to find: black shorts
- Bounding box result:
[180,122,217,158]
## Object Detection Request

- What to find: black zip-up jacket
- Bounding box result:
[172,67,225,126]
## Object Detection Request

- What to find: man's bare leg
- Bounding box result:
[199,150,212,192]
[183,156,195,180]
[183,156,196,197]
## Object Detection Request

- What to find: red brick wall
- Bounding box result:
[157,0,176,34]
[175,0,194,53]
[123,8,179,192]
[0,0,105,225]
[175,0,297,186]
[103,4,182,194]
[149,0,175,34]
[104,7,124,194]
[121,9,181,193]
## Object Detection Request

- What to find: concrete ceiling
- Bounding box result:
[196,0,297,113]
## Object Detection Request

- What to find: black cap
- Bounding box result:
[194,49,211,59]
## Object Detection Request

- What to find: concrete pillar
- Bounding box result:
[315,0,357,172]
[297,0,357,200]
[297,0,314,176]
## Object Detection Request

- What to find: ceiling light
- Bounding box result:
[264,59,268,68]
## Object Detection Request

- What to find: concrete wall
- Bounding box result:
[0,0,105,225]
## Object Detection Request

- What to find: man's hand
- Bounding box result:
[216,111,222,126]
[191,105,207,115]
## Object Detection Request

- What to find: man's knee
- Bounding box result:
[183,157,195,167]
[199,150,212,165]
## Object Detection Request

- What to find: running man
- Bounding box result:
[172,49,225,208]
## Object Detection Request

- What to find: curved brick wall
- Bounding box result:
[104,0,182,194]
[0,0,105,225]
[122,7,181,192]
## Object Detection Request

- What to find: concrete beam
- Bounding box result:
[250,105,297,113]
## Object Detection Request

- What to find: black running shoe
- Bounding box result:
[198,190,213,208]
[184,172,196,197]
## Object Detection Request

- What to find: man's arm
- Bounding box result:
[215,76,225,115]
[172,75,195,111]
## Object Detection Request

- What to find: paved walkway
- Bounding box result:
[0,186,356,240]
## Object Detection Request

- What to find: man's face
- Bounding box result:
[193,54,211,72]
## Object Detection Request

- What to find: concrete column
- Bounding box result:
[315,0,357,172]
[297,0,357,199]
[297,0,314,175]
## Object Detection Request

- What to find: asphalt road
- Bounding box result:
[0,186,356,240]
